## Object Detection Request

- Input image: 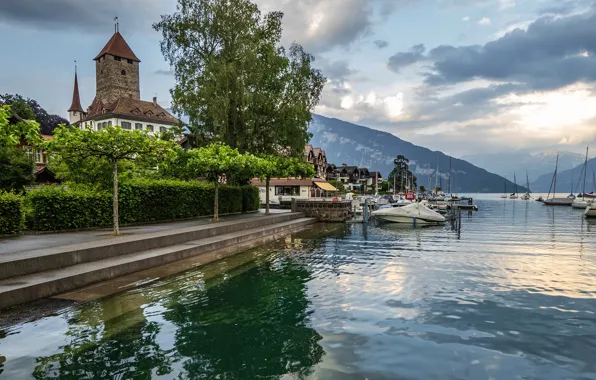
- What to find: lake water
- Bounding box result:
[2,195,596,379]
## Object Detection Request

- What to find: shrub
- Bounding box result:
[26,179,260,231]
[26,185,112,231]
[0,191,23,236]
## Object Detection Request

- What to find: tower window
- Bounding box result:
[114,56,121,61]
[121,70,126,76]
[127,59,133,64]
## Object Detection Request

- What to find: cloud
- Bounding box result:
[374,40,389,49]
[0,0,171,33]
[499,0,515,9]
[155,69,174,76]
[387,44,426,72]
[316,59,357,82]
[477,17,491,25]
[256,0,401,53]
[387,11,596,90]
[462,16,470,22]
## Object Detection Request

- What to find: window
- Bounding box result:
[146,124,154,132]
[34,150,42,164]
[132,108,140,116]
[73,111,77,116]
[108,121,112,127]
[114,56,121,61]
[121,70,126,76]
[159,126,167,133]
[145,111,153,117]
[127,59,133,64]
[97,122,103,130]
[135,123,143,130]
[121,121,131,130]
[275,186,300,196]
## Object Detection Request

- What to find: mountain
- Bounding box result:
[308,114,527,193]
[462,151,585,183]
[531,156,596,193]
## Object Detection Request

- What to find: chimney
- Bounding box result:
[153,96,157,106]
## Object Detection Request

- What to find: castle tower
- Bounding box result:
[93,25,140,105]
[68,64,85,124]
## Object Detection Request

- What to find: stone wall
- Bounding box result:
[96,54,140,105]
[292,200,353,222]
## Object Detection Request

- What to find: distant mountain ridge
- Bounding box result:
[531,157,596,193]
[308,114,527,193]
[462,151,585,183]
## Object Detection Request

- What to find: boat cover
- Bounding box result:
[373,202,446,222]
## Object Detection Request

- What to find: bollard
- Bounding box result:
[291,198,297,213]
[364,199,369,224]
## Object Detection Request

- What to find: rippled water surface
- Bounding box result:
[2,196,596,379]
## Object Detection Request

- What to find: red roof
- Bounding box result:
[68,72,84,113]
[94,32,140,62]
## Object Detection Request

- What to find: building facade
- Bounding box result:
[304,145,328,178]
[68,27,179,133]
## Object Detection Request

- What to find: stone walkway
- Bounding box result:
[0,210,288,256]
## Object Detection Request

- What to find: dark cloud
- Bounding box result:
[387,44,426,72]
[0,0,167,33]
[374,40,389,49]
[387,11,596,90]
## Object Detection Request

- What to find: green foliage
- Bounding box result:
[26,185,112,231]
[48,154,135,191]
[328,180,345,192]
[0,104,42,147]
[419,185,426,193]
[0,146,35,192]
[154,0,325,157]
[46,125,179,234]
[0,191,22,236]
[25,180,258,232]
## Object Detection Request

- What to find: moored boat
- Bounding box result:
[585,204,596,218]
[372,202,446,225]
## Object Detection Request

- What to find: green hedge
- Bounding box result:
[26,179,260,231]
[0,192,22,236]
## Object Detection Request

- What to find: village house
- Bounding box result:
[68,25,180,133]
[327,164,383,192]
[304,144,328,178]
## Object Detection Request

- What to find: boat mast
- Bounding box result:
[526,171,530,193]
[449,157,452,195]
[553,153,559,198]
[513,172,517,195]
[582,147,589,195]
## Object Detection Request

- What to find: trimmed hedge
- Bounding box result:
[26,179,260,231]
[0,192,22,236]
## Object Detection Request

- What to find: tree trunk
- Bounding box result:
[265,177,271,215]
[214,180,219,222]
[112,159,120,235]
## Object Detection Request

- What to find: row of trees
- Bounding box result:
[45,125,314,235]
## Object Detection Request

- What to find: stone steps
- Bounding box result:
[0,214,315,310]
[0,212,302,281]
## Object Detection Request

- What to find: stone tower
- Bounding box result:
[93,28,140,105]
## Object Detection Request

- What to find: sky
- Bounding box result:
[1,0,596,157]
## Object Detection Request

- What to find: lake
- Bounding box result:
[2,195,596,379]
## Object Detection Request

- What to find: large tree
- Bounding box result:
[154,0,325,157]
[46,126,176,235]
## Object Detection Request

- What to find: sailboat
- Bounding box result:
[543,153,573,206]
[509,173,518,199]
[521,171,532,200]
[572,147,595,209]
[500,179,508,199]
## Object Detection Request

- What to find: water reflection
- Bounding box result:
[2,199,596,379]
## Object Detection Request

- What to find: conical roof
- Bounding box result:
[68,72,84,113]
[94,32,140,62]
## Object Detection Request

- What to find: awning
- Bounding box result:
[314,182,338,191]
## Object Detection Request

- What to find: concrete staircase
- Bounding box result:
[0,213,314,310]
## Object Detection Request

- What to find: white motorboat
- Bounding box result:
[372,202,446,225]
[543,198,573,206]
[585,204,596,218]
[521,193,531,200]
